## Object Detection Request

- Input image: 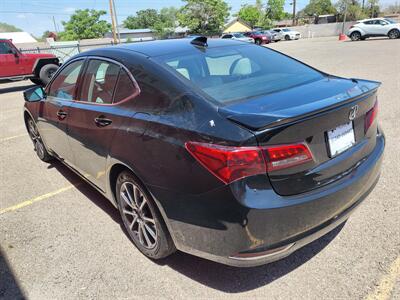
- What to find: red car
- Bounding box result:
[243,31,271,45]
[0,38,59,85]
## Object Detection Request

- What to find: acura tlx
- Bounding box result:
[23,37,384,267]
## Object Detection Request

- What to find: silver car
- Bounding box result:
[221,32,254,43]
[263,30,282,42]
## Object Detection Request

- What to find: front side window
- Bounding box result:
[0,42,12,54]
[157,45,324,104]
[80,60,120,104]
[48,60,84,100]
[113,69,138,103]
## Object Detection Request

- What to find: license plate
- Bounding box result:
[327,122,355,157]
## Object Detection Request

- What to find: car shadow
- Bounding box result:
[48,160,344,293]
[0,246,26,300]
[0,83,35,94]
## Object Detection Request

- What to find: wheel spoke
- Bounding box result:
[139,197,146,211]
[129,215,138,230]
[144,223,156,240]
[124,185,136,208]
[143,216,155,224]
[141,223,152,246]
[133,187,141,207]
[138,223,144,245]
[123,209,136,217]
[121,191,134,209]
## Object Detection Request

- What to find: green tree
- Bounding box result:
[154,7,179,38]
[303,0,337,16]
[265,0,286,21]
[336,0,367,21]
[366,0,380,17]
[237,5,261,28]
[123,9,159,29]
[59,9,111,40]
[0,22,22,33]
[178,0,230,35]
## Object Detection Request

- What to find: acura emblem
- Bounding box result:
[349,105,359,121]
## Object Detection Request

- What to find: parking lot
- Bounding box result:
[1,37,399,299]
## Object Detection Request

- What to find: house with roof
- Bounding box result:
[223,18,252,33]
[0,32,37,44]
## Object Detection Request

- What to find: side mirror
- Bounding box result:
[23,86,46,102]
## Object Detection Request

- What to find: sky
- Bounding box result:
[0,0,395,36]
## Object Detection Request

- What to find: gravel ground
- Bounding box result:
[0,36,399,300]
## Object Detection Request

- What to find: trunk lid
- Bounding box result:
[219,77,380,196]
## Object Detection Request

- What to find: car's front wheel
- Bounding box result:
[350,31,362,41]
[27,117,52,162]
[285,35,290,41]
[388,29,400,39]
[116,171,176,259]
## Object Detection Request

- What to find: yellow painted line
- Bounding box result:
[0,133,27,142]
[0,185,75,215]
[366,255,400,300]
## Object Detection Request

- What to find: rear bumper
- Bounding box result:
[151,131,384,267]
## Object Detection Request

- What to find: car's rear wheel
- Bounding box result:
[255,39,262,45]
[116,171,175,259]
[39,64,58,86]
[27,117,52,162]
[350,31,362,41]
[388,29,400,39]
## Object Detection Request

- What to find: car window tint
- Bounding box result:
[80,60,120,104]
[364,21,373,25]
[0,42,12,54]
[48,60,83,100]
[113,69,137,103]
[158,45,323,104]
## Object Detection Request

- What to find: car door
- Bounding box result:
[376,19,390,35]
[66,58,139,190]
[38,59,85,163]
[0,41,19,77]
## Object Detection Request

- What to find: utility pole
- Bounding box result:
[52,16,58,33]
[109,0,117,44]
[112,0,121,43]
[292,0,297,26]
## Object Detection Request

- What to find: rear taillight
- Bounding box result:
[365,101,378,133]
[185,142,265,184]
[262,144,313,171]
[185,142,313,184]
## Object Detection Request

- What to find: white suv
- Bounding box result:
[348,18,400,41]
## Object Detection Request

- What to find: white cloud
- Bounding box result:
[17,14,26,19]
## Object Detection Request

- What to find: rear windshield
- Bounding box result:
[156,44,324,104]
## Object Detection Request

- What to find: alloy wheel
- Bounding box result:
[120,182,158,249]
[28,118,39,141]
[388,30,400,39]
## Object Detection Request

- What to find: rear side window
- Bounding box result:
[113,69,138,103]
[80,59,120,104]
[48,60,84,100]
[157,45,323,104]
[0,42,12,54]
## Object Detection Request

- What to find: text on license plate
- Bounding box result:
[327,121,355,157]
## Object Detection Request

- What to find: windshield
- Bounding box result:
[384,18,396,24]
[233,33,245,38]
[156,45,324,104]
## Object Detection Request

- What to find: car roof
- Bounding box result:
[114,38,246,57]
[359,18,384,22]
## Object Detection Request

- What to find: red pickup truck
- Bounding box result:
[0,38,59,86]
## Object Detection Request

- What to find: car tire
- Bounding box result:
[30,78,43,85]
[39,64,58,86]
[116,171,176,260]
[350,31,362,41]
[27,117,53,162]
[255,39,262,45]
[388,29,400,39]
[285,35,290,41]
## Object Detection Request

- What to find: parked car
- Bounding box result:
[221,32,254,43]
[262,30,282,42]
[272,28,301,40]
[243,31,270,45]
[0,38,59,85]
[347,18,400,41]
[23,37,384,267]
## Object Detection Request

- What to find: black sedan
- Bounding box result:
[23,37,384,267]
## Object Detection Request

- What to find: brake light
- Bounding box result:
[185,142,265,184]
[185,142,313,184]
[262,144,313,171]
[365,101,378,133]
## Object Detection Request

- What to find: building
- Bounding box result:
[105,28,155,41]
[223,18,252,33]
[0,32,37,44]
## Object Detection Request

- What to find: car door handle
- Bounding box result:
[57,110,68,120]
[94,116,112,127]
